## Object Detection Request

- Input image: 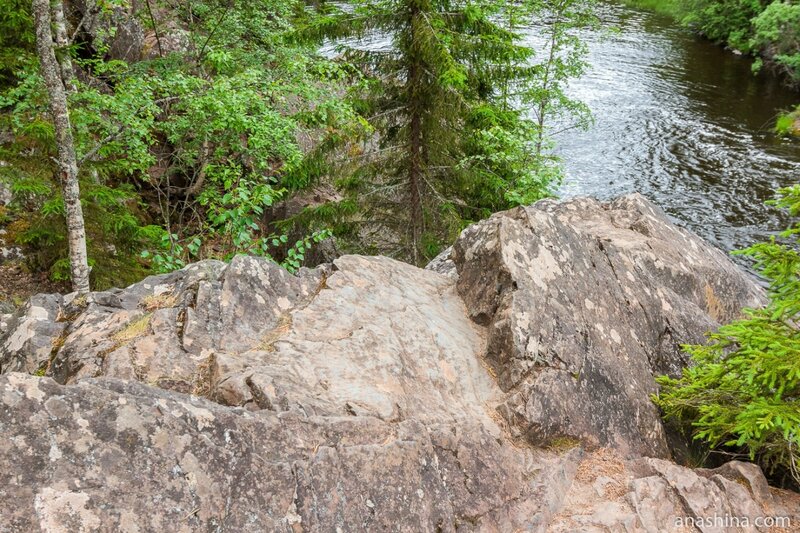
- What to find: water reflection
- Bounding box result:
[556,2,800,253]
[320,1,800,256]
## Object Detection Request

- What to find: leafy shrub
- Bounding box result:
[1,0,358,286]
[680,0,765,51]
[654,185,800,486]
[752,1,800,80]
[776,106,800,136]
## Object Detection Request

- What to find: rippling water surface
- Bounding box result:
[324,1,800,255]
[551,2,800,253]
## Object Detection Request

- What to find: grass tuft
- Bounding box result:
[113,314,152,343]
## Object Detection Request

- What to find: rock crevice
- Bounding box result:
[440,194,763,457]
[2,194,792,532]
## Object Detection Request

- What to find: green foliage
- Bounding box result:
[282,229,333,273]
[0,55,155,287]
[751,1,800,80]
[0,0,35,87]
[302,0,595,263]
[1,0,358,286]
[654,185,800,485]
[775,105,800,136]
[680,0,764,52]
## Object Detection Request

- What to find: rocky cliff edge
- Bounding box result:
[2,194,796,532]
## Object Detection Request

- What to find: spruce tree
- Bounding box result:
[306,0,556,263]
[655,185,800,486]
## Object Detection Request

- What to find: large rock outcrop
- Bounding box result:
[66,0,189,63]
[439,194,764,457]
[2,194,792,532]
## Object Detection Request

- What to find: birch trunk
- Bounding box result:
[32,0,91,293]
[50,0,76,93]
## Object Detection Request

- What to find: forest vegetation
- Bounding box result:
[0,0,798,488]
[0,0,596,290]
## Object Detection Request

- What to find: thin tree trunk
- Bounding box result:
[535,9,562,159]
[33,0,91,293]
[50,0,76,93]
[407,4,424,264]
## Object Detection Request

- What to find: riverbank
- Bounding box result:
[620,0,681,17]
[621,0,799,84]
[620,0,799,137]
[777,106,800,137]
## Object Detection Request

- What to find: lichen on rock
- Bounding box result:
[1,194,793,532]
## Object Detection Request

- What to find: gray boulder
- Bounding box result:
[1,194,788,532]
[2,373,797,532]
[547,449,798,532]
[0,294,65,375]
[443,194,763,457]
[67,0,190,63]
[68,0,146,63]
[1,372,571,532]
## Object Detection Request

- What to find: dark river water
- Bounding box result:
[324,1,800,256]
[552,2,800,254]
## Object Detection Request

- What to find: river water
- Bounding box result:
[324,1,800,256]
[551,2,800,254]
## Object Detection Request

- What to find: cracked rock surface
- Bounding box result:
[442,194,764,457]
[1,194,793,532]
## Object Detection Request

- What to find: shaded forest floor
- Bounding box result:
[0,261,65,312]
